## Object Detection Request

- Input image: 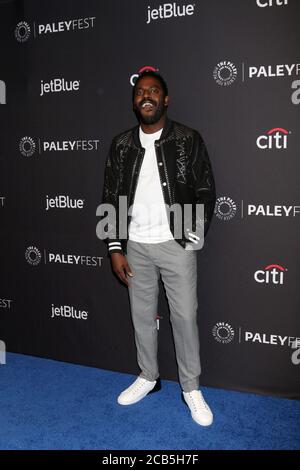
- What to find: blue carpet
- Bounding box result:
[0,353,299,450]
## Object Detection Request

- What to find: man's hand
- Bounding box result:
[110,253,133,286]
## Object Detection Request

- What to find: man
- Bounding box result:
[101,70,216,426]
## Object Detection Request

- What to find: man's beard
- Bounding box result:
[134,100,167,125]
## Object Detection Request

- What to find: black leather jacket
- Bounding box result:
[100,118,216,255]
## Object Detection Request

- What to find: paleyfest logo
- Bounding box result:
[19,136,100,156]
[15,17,96,42]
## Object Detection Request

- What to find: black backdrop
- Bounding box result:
[1,0,300,398]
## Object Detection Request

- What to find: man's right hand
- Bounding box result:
[110,253,133,286]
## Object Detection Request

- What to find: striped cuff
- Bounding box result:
[108,241,123,255]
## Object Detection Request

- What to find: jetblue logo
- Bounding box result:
[146,3,195,24]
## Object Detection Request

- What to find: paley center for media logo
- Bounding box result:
[212,322,235,344]
[146,2,196,24]
[214,197,237,220]
[25,246,103,267]
[14,17,96,42]
[19,136,100,156]
[213,61,238,87]
[254,264,287,285]
[256,127,291,150]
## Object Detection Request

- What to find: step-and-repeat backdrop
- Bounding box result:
[1,0,299,398]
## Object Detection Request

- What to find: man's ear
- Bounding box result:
[164,95,170,107]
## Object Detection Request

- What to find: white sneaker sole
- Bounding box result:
[117,379,161,406]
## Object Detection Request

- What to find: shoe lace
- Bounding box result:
[128,378,149,395]
[189,391,210,413]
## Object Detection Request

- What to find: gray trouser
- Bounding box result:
[126,239,201,392]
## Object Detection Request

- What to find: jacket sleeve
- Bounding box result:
[192,132,216,237]
[101,138,124,255]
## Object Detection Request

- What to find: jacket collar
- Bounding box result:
[132,117,172,148]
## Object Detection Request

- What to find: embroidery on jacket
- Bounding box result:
[176,140,187,184]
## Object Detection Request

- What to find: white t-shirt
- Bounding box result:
[128,127,174,243]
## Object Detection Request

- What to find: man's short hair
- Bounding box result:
[132,70,169,101]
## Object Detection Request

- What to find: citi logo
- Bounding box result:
[46,195,85,211]
[146,3,195,24]
[254,264,287,285]
[130,65,158,86]
[0,80,6,104]
[256,128,290,149]
[256,0,288,7]
[51,304,88,320]
[214,197,237,220]
[40,78,80,96]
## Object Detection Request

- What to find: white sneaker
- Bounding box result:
[183,390,213,426]
[117,377,160,405]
